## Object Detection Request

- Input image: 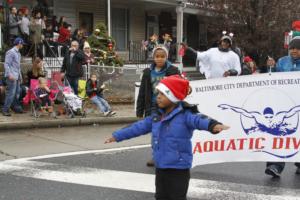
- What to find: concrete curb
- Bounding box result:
[0,116,138,130]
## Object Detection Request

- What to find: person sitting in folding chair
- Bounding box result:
[86,74,116,117]
[34,77,53,113]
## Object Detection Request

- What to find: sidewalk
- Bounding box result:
[0,104,137,130]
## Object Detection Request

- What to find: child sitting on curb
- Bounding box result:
[86,74,116,117]
[105,75,229,200]
[35,77,53,113]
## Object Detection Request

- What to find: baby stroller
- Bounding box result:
[23,79,58,118]
[52,72,86,118]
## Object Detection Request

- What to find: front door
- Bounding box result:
[79,12,94,34]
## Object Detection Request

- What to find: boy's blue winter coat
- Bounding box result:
[113,103,219,169]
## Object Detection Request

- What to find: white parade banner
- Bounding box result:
[186,72,300,166]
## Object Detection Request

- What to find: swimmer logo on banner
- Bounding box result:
[186,72,300,166]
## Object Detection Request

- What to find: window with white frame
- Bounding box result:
[111,8,128,51]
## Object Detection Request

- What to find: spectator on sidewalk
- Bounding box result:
[58,22,71,57]
[29,12,44,58]
[183,35,241,79]
[86,74,116,117]
[60,40,85,95]
[2,38,25,116]
[43,24,57,57]
[83,42,95,65]
[34,77,53,113]
[105,75,229,200]
[32,0,49,18]
[58,16,66,29]
[241,56,258,75]
[51,15,59,33]
[259,56,276,74]
[144,34,158,62]
[26,57,45,86]
[265,36,300,178]
[19,7,30,55]
[72,28,85,49]
[136,45,180,167]
[8,6,22,46]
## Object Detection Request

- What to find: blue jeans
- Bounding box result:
[3,79,21,112]
[91,95,110,113]
[266,162,300,173]
[66,76,79,95]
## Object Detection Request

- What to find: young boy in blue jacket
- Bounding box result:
[105,75,229,200]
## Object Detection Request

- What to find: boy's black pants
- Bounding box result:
[155,168,190,200]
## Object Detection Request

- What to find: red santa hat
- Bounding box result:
[156,75,190,103]
[243,56,253,63]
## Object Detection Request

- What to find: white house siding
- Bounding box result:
[74,0,106,26]
[129,5,145,42]
[54,0,106,30]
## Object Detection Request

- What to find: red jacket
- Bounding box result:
[57,27,70,44]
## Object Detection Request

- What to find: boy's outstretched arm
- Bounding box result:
[211,124,230,134]
[104,116,152,144]
[186,112,229,134]
[105,137,116,144]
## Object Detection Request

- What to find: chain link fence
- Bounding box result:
[1,59,141,103]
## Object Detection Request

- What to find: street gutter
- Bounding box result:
[0,116,138,130]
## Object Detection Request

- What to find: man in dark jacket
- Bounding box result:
[61,40,85,95]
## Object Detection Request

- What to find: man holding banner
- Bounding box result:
[265,36,300,178]
[183,35,241,79]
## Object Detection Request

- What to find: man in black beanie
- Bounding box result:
[182,35,241,79]
[276,36,300,72]
[265,36,300,178]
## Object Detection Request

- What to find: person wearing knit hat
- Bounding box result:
[182,35,241,79]
[136,43,179,119]
[241,56,257,75]
[152,44,169,58]
[83,41,90,49]
[156,75,189,104]
[289,36,300,50]
[275,36,300,72]
[220,35,233,48]
[105,75,229,200]
[265,36,300,178]
[83,42,95,65]
[137,43,180,167]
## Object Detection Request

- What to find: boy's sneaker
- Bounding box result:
[2,111,11,117]
[109,111,116,116]
[104,111,110,116]
[265,165,281,178]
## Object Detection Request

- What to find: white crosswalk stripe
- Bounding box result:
[1,159,300,200]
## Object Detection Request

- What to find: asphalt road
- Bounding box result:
[0,126,300,200]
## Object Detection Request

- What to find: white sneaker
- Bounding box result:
[109,111,116,116]
[104,111,110,116]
